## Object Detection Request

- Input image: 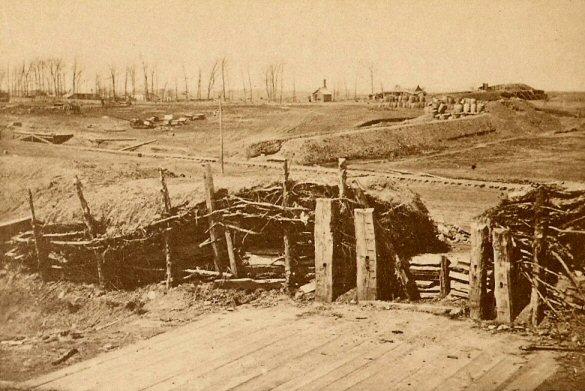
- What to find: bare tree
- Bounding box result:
[108,64,117,99]
[240,67,247,101]
[47,58,64,96]
[196,68,202,100]
[247,67,253,102]
[206,59,219,99]
[264,63,283,102]
[368,63,374,95]
[128,65,136,97]
[220,57,228,100]
[182,64,189,101]
[141,60,149,101]
[71,57,83,95]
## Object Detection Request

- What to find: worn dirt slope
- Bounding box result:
[1,103,420,158]
[273,100,562,165]
[23,304,558,391]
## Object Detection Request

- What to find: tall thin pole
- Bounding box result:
[219,98,224,174]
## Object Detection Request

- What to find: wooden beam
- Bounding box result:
[314,198,343,302]
[74,176,106,288]
[159,168,175,289]
[27,189,48,281]
[119,139,157,151]
[282,159,293,290]
[530,187,548,326]
[439,255,451,298]
[493,227,514,323]
[354,208,378,301]
[469,221,491,320]
[203,164,225,273]
[338,158,347,199]
[225,230,239,278]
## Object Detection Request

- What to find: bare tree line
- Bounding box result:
[0,56,376,101]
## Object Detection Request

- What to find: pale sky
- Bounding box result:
[1,0,585,93]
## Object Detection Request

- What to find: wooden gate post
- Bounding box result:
[354,208,379,301]
[74,176,106,288]
[282,159,293,289]
[314,198,343,302]
[530,187,548,326]
[27,189,48,281]
[159,168,175,289]
[439,255,451,298]
[338,158,347,199]
[203,164,225,274]
[493,227,515,323]
[469,221,491,320]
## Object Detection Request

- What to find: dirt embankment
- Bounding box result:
[264,100,562,165]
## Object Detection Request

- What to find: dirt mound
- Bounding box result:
[270,99,562,165]
[277,115,494,165]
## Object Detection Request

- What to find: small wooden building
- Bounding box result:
[311,79,333,102]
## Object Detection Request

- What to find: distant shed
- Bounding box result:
[311,79,333,102]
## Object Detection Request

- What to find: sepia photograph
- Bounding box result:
[1,0,584,389]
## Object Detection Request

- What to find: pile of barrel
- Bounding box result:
[424,97,486,120]
[382,94,426,109]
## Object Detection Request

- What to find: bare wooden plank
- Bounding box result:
[354,208,378,301]
[493,227,515,323]
[530,187,548,326]
[440,255,451,298]
[469,221,491,320]
[314,198,345,302]
[40,312,297,391]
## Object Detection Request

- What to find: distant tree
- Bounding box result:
[196,68,202,100]
[141,60,149,100]
[368,63,375,95]
[182,64,189,101]
[71,57,83,95]
[220,57,228,100]
[207,59,219,99]
[108,64,117,99]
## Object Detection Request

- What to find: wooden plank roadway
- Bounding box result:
[23,304,557,391]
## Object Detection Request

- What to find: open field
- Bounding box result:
[350,132,585,185]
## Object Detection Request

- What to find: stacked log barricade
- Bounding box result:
[469,185,585,325]
[5,160,445,294]
[408,253,470,299]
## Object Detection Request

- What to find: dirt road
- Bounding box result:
[23,303,556,391]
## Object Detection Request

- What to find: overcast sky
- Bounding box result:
[1,0,584,93]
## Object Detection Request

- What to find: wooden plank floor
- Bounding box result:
[23,304,557,391]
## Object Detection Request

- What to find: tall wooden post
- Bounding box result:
[282,159,293,290]
[314,199,344,302]
[219,98,224,174]
[530,187,548,326]
[354,208,379,301]
[203,164,224,274]
[27,189,48,281]
[469,221,491,320]
[338,158,347,199]
[74,176,106,288]
[159,169,175,289]
[439,255,451,298]
[493,227,514,323]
